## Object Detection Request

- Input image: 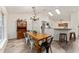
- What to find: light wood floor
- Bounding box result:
[4,38,79,53]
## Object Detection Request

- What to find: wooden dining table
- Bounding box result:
[27,32,50,52]
[27,32,50,41]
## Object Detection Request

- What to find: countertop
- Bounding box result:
[54,28,72,30]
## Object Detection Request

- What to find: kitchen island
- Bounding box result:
[54,28,72,41]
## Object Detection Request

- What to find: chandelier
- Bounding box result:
[30,7,39,21]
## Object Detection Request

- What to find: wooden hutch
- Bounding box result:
[17,19,27,39]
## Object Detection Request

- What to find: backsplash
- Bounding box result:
[54,20,70,28]
[58,23,68,28]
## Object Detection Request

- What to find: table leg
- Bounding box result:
[34,41,42,53]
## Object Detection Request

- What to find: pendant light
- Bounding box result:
[30,7,39,21]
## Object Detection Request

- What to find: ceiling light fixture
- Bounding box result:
[48,12,53,16]
[55,9,61,15]
[30,7,39,21]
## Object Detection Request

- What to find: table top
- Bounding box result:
[27,32,50,41]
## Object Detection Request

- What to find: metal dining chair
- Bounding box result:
[41,36,53,53]
[24,32,30,45]
[29,36,35,51]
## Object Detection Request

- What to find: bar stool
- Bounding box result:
[59,33,67,43]
[69,32,76,41]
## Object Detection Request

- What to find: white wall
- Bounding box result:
[7,13,32,39]
[7,10,79,39]
[70,12,79,37]
[7,13,50,39]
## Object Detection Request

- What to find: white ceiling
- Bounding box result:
[5,6,79,20]
[6,6,79,13]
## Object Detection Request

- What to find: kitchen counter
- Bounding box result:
[54,28,72,30]
[53,28,72,41]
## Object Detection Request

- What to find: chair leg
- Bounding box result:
[66,35,67,44]
[50,46,52,53]
[46,47,49,53]
[46,49,48,53]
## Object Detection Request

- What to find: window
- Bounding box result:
[0,10,4,43]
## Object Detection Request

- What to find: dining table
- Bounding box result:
[27,32,50,52]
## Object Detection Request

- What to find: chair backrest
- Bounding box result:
[41,36,51,47]
[48,37,53,45]
[24,32,27,37]
[24,30,31,37]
